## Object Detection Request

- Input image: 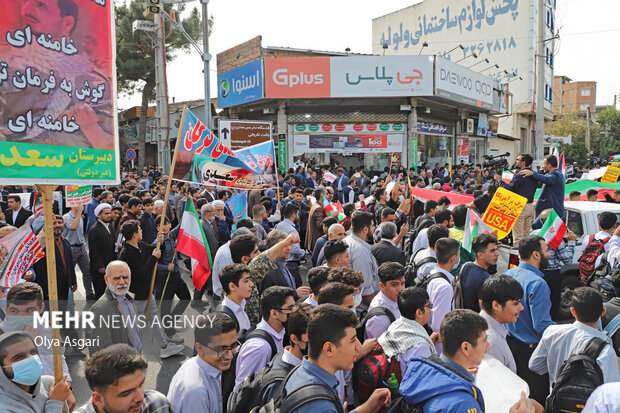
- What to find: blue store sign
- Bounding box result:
[218,59,264,108]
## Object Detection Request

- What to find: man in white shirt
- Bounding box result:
[529,287,620,391]
[479,274,524,373]
[208,227,253,301]
[410,209,453,258]
[411,224,449,283]
[303,267,330,307]
[168,314,238,413]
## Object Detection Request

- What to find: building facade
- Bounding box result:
[553,75,597,115]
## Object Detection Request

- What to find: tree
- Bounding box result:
[115,2,204,171]
[546,112,602,165]
[596,107,620,160]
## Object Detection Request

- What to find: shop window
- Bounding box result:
[581,89,591,97]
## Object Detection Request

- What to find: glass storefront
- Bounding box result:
[419,134,454,167]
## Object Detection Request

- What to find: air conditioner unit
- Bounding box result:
[466,118,475,134]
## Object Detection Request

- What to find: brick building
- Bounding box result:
[553,75,597,116]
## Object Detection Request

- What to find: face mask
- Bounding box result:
[5,315,35,332]
[353,292,363,308]
[3,355,43,386]
[299,342,309,357]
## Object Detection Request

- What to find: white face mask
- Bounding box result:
[353,292,363,308]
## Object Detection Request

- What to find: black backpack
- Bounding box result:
[355,306,396,342]
[220,326,277,413]
[385,397,423,413]
[256,365,345,413]
[214,304,250,341]
[545,337,607,413]
[227,352,293,413]
[404,250,438,288]
[413,272,450,291]
[587,253,617,302]
[402,219,433,258]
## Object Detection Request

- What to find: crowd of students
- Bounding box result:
[1,155,620,413]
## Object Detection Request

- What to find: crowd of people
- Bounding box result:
[1,154,620,413]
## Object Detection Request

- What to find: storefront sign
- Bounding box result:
[218,120,271,150]
[435,58,494,108]
[277,140,287,173]
[294,134,402,154]
[293,123,404,133]
[417,122,448,135]
[217,59,263,108]
[476,114,498,138]
[330,55,433,97]
[265,57,331,98]
[482,188,527,240]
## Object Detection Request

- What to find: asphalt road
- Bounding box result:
[67,257,311,407]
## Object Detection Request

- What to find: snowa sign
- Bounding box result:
[218,59,264,108]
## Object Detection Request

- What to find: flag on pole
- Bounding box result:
[322,194,345,221]
[538,209,567,250]
[463,209,493,253]
[31,188,43,218]
[335,201,345,221]
[176,199,212,290]
[558,151,566,176]
[0,225,45,288]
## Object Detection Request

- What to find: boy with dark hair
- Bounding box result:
[168,314,238,413]
[427,238,460,335]
[480,274,524,373]
[216,263,254,334]
[304,267,330,306]
[460,233,499,312]
[317,282,355,309]
[324,239,350,268]
[327,266,364,307]
[399,309,488,412]
[365,262,405,339]
[412,224,450,283]
[234,286,296,391]
[530,287,620,390]
[119,197,143,226]
[230,234,260,264]
[282,304,391,412]
[138,197,157,244]
[413,200,437,230]
[78,344,170,413]
[0,332,72,413]
[378,287,439,377]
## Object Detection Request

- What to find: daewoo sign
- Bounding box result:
[265,57,330,98]
[435,58,494,107]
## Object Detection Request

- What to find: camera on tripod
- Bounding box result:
[483,152,510,169]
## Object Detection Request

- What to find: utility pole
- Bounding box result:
[586,107,591,158]
[202,0,212,129]
[154,8,171,173]
[535,0,545,161]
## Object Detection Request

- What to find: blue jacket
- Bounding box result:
[533,169,565,217]
[400,356,485,413]
[86,198,100,231]
[500,169,538,203]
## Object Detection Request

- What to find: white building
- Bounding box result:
[372,0,556,162]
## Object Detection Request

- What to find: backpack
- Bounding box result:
[257,365,345,413]
[214,304,249,341]
[587,253,616,302]
[578,235,611,283]
[603,313,620,342]
[545,337,607,413]
[227,352,292,413]
[385,397,423,413]
[356,306,396,342]
[413,272,450,291]
[404,250,437,288]
[452,262,470,310]
[352,343,401,404]
[403,219,434,258]
[220,328,278,413]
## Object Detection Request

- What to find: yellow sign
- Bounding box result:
[482,187,527,240]
[601,166,620,183]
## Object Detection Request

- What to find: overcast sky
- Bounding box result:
[118,0,620,111]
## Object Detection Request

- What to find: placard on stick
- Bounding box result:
[482,187,527,240]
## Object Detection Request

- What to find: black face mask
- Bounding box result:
[299,343,309,357]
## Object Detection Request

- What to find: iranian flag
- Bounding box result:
[538,209,567,249]
[323,195,345,221]
[463,209,493,252]
[502,170,514,184]
[176,199,212,290]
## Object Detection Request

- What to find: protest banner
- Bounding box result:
[601,165,620,183]
[482,187,527,240]
[226,192,248,222]
[234,141,279,188]
[0,224,45,288]
[65,185,92,207]
[172,107,274,189]
[0,1,118,184]
[410,187,474,205]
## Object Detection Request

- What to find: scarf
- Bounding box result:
[378,316,436,360]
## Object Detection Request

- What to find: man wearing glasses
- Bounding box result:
[234,286,296,392]
[167,314,239,413]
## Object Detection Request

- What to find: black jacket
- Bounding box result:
[260,262,302,295]
[33,237,77,302]
[87,221,117,275]
[6,207,32,228]
[371,239,406,267]
[119,241,158,301]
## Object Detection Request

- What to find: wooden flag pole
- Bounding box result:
[144,106,187,323]
[38,184,65,411]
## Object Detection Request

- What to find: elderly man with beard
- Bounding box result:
[88,261,143,353]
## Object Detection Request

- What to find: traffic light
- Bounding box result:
[142,0,161,19]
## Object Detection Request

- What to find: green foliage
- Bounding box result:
[561,141,588,165]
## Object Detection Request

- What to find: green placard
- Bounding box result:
[278,140,287,173]
[65,185,93,207]
[411,138,418,173]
